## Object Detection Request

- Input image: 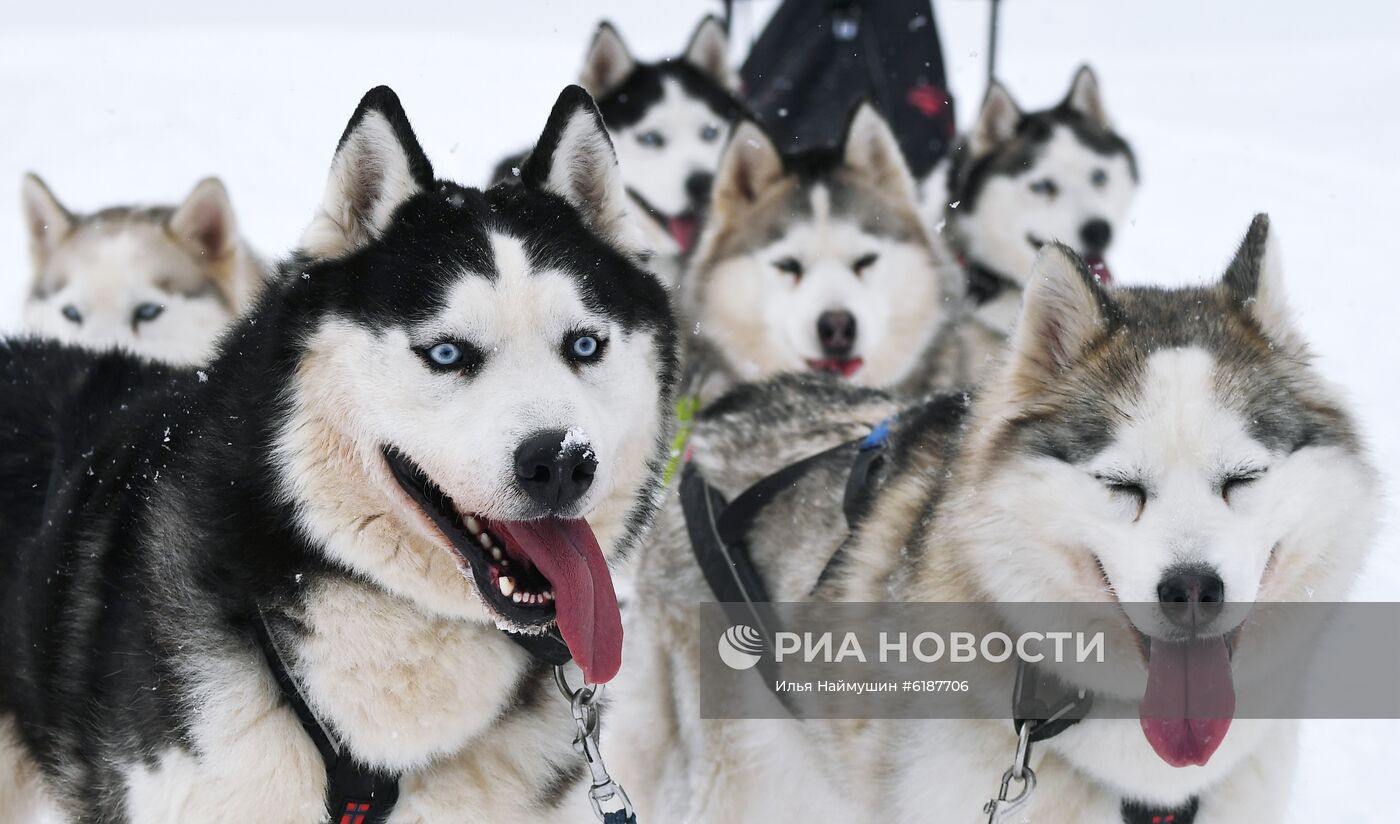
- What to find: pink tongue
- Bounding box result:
[1140,637,1235,767]
[1085,256,1113,285]
[668,216,698,254]
[493,519,623,684]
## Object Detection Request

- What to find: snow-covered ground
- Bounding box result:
[1,0,1396,818]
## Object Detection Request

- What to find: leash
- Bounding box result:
[553,667,637,824]
[982,661,1198,823]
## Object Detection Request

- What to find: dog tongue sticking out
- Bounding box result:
[1140,637,1235,767]
[1084,256,1113,285]
[493,519,622,685]
[667,216,698,254]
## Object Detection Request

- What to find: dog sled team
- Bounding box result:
[0,8,1379,824]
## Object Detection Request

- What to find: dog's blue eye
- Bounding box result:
[637,130,666,149]
[571,335,599,359]
[429,343,462,366]
[1029,178,1058,197]
[1091,169,1109,187]
[700,124,722,142]
[61,305,82,324]
[133,303,164,323]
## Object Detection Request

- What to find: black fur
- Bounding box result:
[946,100,1138,215]
[0,86,677,821]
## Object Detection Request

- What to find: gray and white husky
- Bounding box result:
[20,173,265,364]
[0,85,676,823]
[615,215,1378,822]
[877,217,1376,822]
[934,66,1138,344]
[683,103,964,402]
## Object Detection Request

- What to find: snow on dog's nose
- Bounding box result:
[514,429,597,514]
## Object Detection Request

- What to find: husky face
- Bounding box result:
[961,217,1378,768]
[581,16,741,255]
[689,105,947,388]
[948,66,1138,284]
[19,175,261,364]
[274,86,675,685]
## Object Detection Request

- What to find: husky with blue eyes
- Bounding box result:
[0,85,676,823]
[19,173,266,365]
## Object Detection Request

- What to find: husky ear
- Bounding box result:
[843,102,919,207]
[580,22,636,99]
[969,81,1022,160]
[1010,244,1115,384]
[683,15,739,91]
[21,173,74,274]
[1221,214,1302,350]
[712,120,784,215]
[300,86,434,260]
[521,86,643,258]
[170,177,238,260]
[1064,65,1111,129]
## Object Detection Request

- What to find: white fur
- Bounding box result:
[695,184,944,388]
[611,78,730,218]
[300,110,423,259]
[21,175,260,365]
[956,124,1136,287]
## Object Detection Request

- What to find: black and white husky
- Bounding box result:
[495,17,743,288]
[936,66,1138,344]
[0,84,676,823]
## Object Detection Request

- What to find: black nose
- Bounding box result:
[1080,219,1112,253]
[816,310,857,358]
[685,172,714,208]
[1156,566,1226,629]
[513,430,597,513]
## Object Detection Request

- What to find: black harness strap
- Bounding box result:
[254,612,399,824]
[963,259,1021,307]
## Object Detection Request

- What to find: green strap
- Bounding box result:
[662,394,700,485]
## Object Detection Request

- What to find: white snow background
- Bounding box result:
[0,0,1396,818]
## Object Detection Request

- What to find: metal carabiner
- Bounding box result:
[984,720,1037,823]
[554,666,637,823]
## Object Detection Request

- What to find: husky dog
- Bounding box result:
[0,84,676,824]
[495,17,742,287]
[20,174,265,364]
[610,373,912,822]
[866,217,1376,821]
[684,104,963,403]
[936,66,1138,347]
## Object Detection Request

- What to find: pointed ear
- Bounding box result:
[969,81,1022,159]
[1009,244,1116,386]
[299,86,434,259]
[521,86,644,258]
[1221,214,1302,350]
[1064,64,1111,129]
[21,173,74,273]
[169,177,237,260]
[843,102,919,207]
[580,22,636,98]
[711,120,784,215]
[683,15,738,91]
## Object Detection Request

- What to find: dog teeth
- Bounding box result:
[512,592,524,604]
[498,576,516,597]
[543,591,554,601]
[490,546,503,561]
[466,516,481,535]
[478,532,492,549]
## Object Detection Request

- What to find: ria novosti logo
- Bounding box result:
[718,625,765,670]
